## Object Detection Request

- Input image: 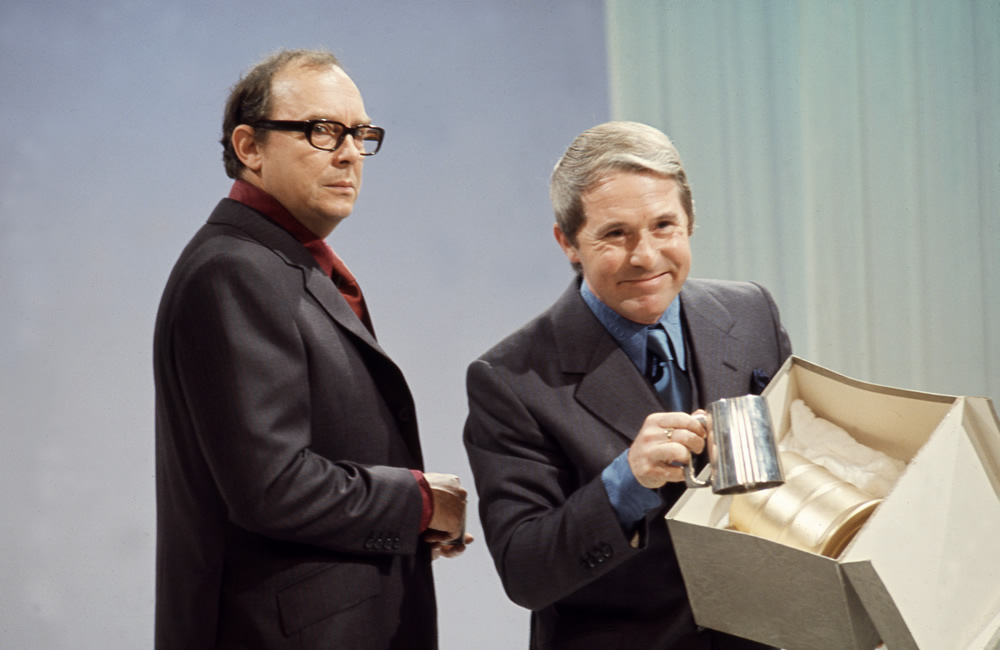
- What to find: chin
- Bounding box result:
[621,308,664,325]
[622,299,672,325]
[323,206,355,222]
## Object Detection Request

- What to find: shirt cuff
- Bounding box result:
[410,469,433,532]
[601,450,663,532]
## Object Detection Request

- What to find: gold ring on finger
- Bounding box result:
[664,427,674,440]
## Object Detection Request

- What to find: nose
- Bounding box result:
[629,231,658,268]
[333,134,364,164]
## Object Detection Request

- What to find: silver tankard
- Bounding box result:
[684,395,785,495]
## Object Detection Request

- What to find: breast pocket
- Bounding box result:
[277,561,381,637]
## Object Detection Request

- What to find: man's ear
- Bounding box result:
[231,125,263,172]
[553,224,580,265]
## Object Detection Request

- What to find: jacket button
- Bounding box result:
[364,538,374,550]
[601,544,612,557]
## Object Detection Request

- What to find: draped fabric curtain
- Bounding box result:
[605,0,999,402]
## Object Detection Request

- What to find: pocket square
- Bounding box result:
[750,368,771,395]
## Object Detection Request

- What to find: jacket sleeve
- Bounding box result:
[463,357,648,611]
[162,248,424,555]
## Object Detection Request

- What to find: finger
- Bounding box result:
[641,420,685,444]
[691,410,711,438]
[437,544,466,559]
[642,411,689,432]
[428,535,472,560]
[659,455,689,481]
[631,439,692,487]
[424,529,460,544]
[654,426,704,456]
[681,433,705,455]
[650,413,686,430]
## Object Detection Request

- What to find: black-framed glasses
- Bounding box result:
[251,119,385,156]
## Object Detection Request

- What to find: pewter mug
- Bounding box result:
[684,394,785,495]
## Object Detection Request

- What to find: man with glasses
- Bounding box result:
[154,49,469,649]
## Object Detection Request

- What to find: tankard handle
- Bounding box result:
[683,462,712,489]
[681,413,713,489]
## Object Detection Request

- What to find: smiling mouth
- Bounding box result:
[621,272,670,285]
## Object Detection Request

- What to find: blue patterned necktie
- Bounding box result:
[646,325,692,413]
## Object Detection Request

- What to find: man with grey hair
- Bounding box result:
[154,49,470,648]
[464,121,790,648]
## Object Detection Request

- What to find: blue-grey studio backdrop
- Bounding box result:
[3,1,999,648]
[1,2,607,647]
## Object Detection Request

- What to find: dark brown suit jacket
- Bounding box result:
[464,278,791,649]
[154,199,436,648]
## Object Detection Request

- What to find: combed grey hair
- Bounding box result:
[549,121,695,245]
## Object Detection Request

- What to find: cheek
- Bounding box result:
[599,253,627,277]
[593,256,630,293]
[667,239,692,266]
[583,247,620,277]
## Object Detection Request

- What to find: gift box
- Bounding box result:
[666,356,1000,649]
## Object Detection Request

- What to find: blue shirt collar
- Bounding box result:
[579,280,686,373]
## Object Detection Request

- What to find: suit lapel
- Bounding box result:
[303,268,381,349]
[207,200,423,464]
[680,280,747,406]
[552,281,662,443]
[210,200,387,357]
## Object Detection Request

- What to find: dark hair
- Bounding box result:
[220,49,342,179]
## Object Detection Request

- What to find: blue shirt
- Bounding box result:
[579,282,687,373]
[579,281,687,532]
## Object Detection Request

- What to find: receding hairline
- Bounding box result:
[267,60,372,124]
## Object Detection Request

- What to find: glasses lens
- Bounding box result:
[355,127,383,155]
[308,122,344,151]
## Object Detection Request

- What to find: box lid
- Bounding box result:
[839,395,1000,649]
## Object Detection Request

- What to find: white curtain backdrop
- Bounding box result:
[605,0,999,403]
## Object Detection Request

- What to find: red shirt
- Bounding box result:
[227,180,432,532]
[228,180,373,332]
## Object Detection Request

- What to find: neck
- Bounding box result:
[236,173,340,238]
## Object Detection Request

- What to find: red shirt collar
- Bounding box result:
[228,179,336,276]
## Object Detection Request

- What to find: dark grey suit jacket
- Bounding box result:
[154,199,436,648]
[464,277,791,650]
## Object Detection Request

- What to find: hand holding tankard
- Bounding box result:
[680,395,785,495]
[628,411,710,489]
